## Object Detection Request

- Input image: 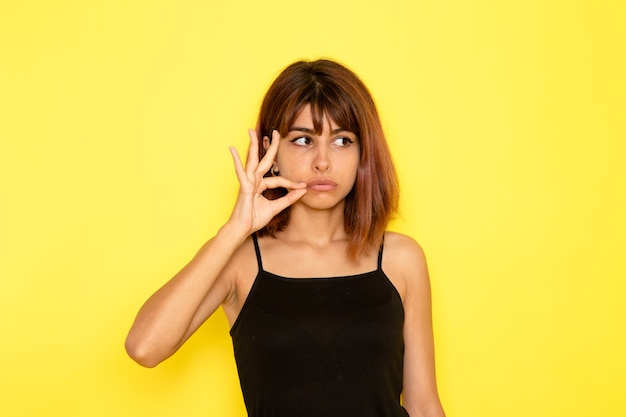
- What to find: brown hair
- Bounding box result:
[256,59,399,258]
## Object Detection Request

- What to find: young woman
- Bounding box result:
[125,59,446,417]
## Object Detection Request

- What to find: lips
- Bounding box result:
[306,179,337,191]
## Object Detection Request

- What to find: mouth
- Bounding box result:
[306,179,337,191]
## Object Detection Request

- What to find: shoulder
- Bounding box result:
[383,231,427,271]
[382,231,429,302]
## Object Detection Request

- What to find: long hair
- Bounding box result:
[256,59,399,258]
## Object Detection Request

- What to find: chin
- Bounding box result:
[298,195,346,211]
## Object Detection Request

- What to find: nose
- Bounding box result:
[313,146,330,172]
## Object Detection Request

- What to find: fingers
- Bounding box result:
[231,129,295,198]
[231,129,270,181]
[265,176,308,213]
[257,130,280,175]
[262,176,306,191]
[229,146,246,182]
[242,129,279,177]
[270,188,308,214]
[245,129,259,173]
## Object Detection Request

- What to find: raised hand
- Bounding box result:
[227,129,307,235]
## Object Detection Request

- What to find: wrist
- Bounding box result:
[217,220,252,247]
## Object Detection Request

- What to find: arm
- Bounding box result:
[124,225,246,368]
[388,234,446,417]
[124,130,307,368]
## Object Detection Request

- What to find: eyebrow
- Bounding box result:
[288,126,350,134]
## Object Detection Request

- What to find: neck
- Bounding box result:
[281,203,347,246]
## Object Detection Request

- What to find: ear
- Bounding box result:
[263,136,271,151]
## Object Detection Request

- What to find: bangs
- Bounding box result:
[279,84,360,136]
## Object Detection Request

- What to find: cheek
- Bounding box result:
[277,147,308,167]
[344,158,360,185]
[274,153,303,177]
[348,153,360,174]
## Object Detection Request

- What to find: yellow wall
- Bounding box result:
[1,1,624,416]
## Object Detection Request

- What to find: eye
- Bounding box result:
[291,136,312,146]
[333,137,355,147]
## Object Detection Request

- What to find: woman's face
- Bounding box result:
[270,104,360,210]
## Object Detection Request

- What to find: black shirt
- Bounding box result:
[230,234,408,417]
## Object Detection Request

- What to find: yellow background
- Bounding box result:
[1,1,625,416]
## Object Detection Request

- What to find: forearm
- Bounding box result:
[404,401,446,417]
[124,221,248,367]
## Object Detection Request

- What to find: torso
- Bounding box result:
[227,233,409,417]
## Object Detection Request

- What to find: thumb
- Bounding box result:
[270,188,307,213]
